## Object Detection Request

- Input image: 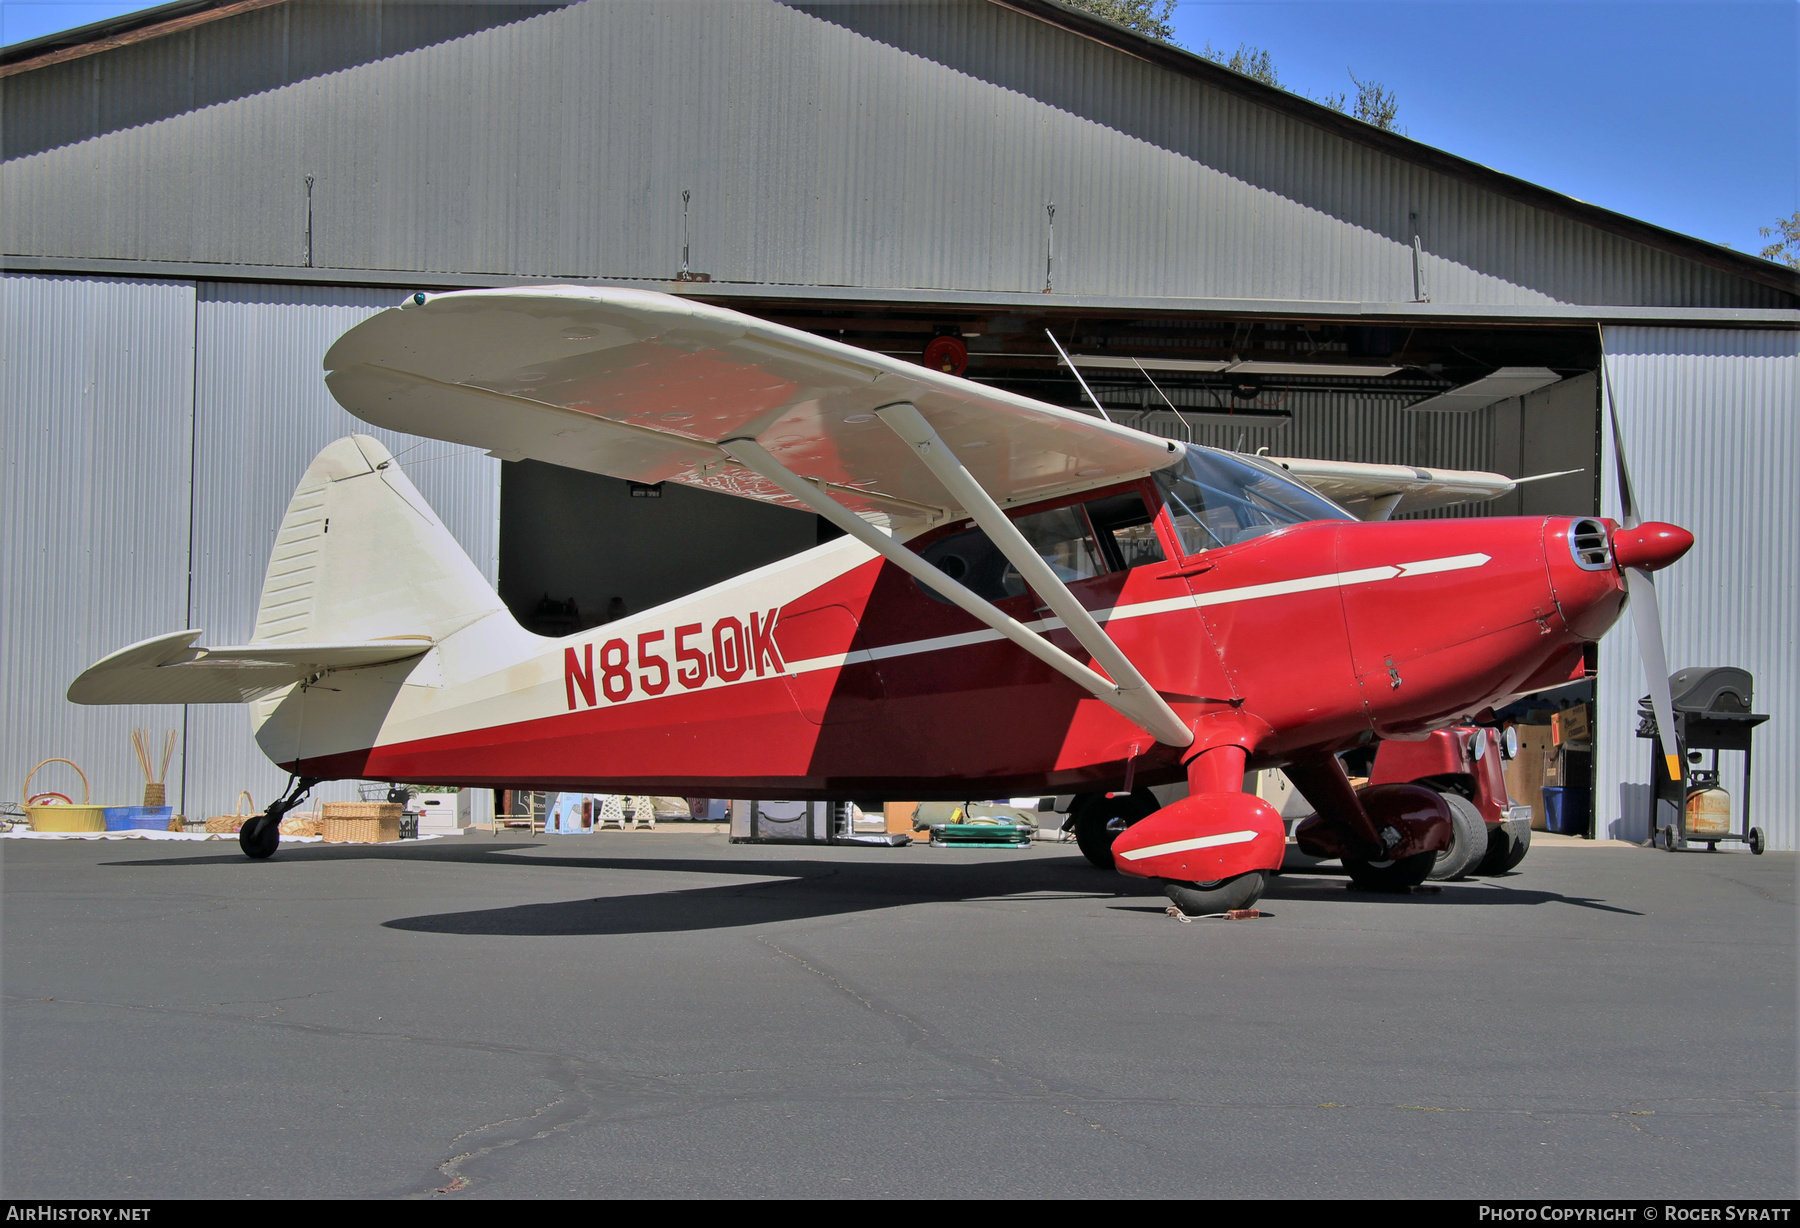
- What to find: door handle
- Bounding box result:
[1156,560,1215,580]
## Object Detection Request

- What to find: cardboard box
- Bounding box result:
[1553,703,1593,748]
[414,790,470,832]
[884,802,921,837]
[1505,725,1558,829]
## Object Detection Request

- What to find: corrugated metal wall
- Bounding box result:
[2,274,499,824]
[1,274,196,812]
[2,0,1784,309]
[1109,386,1499,482]
[1596,326,1799,849]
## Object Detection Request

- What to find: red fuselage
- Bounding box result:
[320,474,1627,801]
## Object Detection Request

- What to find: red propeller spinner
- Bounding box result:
[1612,522,1694,573]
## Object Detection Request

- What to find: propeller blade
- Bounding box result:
[1624,567,1683,784]
[1603,344,1682,785]
[1600,354,1640,530]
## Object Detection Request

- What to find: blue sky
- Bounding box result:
[4,0,1795,257]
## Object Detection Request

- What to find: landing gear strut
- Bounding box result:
[238,775,320,860]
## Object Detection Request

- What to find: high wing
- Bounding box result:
[323,286,1180,523]
[1265,456,1566,520]
[68,630,432,705]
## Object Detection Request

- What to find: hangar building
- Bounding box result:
[4,0,1795,843]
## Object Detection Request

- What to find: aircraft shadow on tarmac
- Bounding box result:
[106,841,1643,934]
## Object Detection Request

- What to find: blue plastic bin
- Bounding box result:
[1541,787,1589,837]
[104,805,174,831]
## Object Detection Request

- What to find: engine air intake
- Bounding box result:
[1569,518,1612,571]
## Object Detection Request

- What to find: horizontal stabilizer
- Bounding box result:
[67,630,432,706]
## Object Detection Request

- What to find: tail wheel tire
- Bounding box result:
[1427,792,1486,881]
[1749,828,1765,855]
[1477,821,1531,875]
[1070,789,1157,870]
[1343,850,1436,892]
[238,813,281,860]
[1163,871,1266,916]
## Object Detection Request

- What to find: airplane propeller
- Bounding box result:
[1601,357,1693,787]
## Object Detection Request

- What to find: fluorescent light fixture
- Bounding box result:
[1070,355,1231,372]
[1069,355,1401,378]
[1172,408,1292,427]
[1225,361,1403,378]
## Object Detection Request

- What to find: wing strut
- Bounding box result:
[875,403,1193,747]
[718,437,1193,749]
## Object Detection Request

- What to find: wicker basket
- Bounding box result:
[279,812,322,837]
[320,801,402,843]
[205,791,257,834]
[23,759,107,832]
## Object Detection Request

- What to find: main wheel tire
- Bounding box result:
[1343,850,1436,892]
[1477,821,1530,875]
[238,812,281,860]
[1163,871,1266,916]
[1070,789,1157,870]
[1427,792,1486,881]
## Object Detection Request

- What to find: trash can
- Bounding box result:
[1541,786,1590,837]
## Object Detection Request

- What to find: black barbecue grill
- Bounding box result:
[1637,667,1770,853]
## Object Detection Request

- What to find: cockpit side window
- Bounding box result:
[912,489,1166,604]
[1083,491,1166,570]
[1154,445,1351,556]
[1010,505,1106,582]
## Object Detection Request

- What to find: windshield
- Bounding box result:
[1154,444,1351,553]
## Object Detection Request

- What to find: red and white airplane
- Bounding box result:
[69,288,1694,913]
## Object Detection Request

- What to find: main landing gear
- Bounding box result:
[1067,788,1158,870]
[238,775,320,860]
[1087,745,1286,916]
[1069,783,1267,912]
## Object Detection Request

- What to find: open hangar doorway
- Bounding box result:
[494,301,1608,829]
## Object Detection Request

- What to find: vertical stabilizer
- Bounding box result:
[252,435,503,646]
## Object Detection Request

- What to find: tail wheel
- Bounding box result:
[1163,871,1266,916]
[1343,850,1437,892]
[1070,789,1157,870]
[238,813,281,859]
[1427,792,1486,881]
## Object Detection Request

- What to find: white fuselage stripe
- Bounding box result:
[782,553,1490,677]
[1119,829,1260,861]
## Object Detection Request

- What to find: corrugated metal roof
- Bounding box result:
[2,0,1791,310]
[1596,325,1799,850]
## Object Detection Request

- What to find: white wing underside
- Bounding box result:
[322,286,1180,523]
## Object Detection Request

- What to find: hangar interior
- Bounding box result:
[501,309,1604,633]
[3,0,1793,847]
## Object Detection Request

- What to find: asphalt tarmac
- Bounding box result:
[2,831,1793,1199]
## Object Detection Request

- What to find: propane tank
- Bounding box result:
[1684,771,1732,838]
